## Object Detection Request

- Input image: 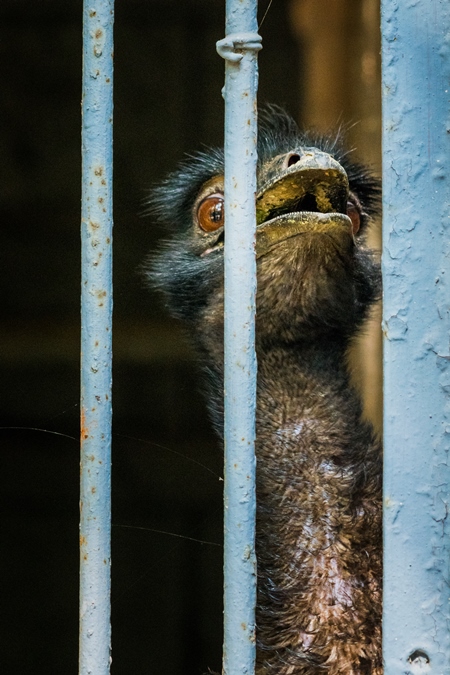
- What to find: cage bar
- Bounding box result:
[217,2,261,673]
[381,1,450,672]
[80,1,114,673]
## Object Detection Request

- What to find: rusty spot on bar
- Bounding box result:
[80,409,89,441]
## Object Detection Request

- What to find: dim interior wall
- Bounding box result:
[0,1,299,673]
[1,1,382,671]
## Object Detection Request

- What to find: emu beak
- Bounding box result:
[255,149,352,258]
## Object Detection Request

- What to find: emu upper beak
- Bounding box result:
[255,149,352,258]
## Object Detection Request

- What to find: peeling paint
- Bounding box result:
[218,18,260,675]
[80,1,113,672]
[382,0,450,669]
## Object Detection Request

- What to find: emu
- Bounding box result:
[148,108,382,675]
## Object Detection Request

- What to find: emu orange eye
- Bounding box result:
[197,194,225,232]
[347,201,361,235]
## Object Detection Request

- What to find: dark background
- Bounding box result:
[0,2,303,673]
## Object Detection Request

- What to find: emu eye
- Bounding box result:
[197,194,224,232]
[347,200,361,235]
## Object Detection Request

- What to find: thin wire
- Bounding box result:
[259,0,273,29]
[113,523,221,547]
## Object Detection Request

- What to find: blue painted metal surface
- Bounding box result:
[80,1,114,673]
[217,3,261,673]
[381,2,450,672]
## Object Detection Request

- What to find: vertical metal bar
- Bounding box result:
[80,1,114,673]
[217,4,261,674]
[381,2,450,672]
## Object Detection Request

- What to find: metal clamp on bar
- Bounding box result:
[216,32,262,62]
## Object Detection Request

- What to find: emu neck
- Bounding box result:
[256,338,359,441]
[253,339,382,674]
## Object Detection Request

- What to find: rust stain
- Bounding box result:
[241,622,247,631]
[94,166,103,177]
[95,29,103,39]
[80,408,89,441]
[80,535,87,547]
[91,486,97,494]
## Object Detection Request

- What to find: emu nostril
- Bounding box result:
[287,153,301,167]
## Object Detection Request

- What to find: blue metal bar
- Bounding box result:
[217,4,261,674]
[80,1,114,673]
[381,2,450,672]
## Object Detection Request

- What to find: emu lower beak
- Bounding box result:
[255,212,353,259]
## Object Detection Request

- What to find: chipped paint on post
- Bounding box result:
[80,1,114,673]
[381,1,450,672]
[217,4,261,674]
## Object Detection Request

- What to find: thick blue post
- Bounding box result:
[80,1,114,673]
[382,2,450,672]
[216,3,261,674]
